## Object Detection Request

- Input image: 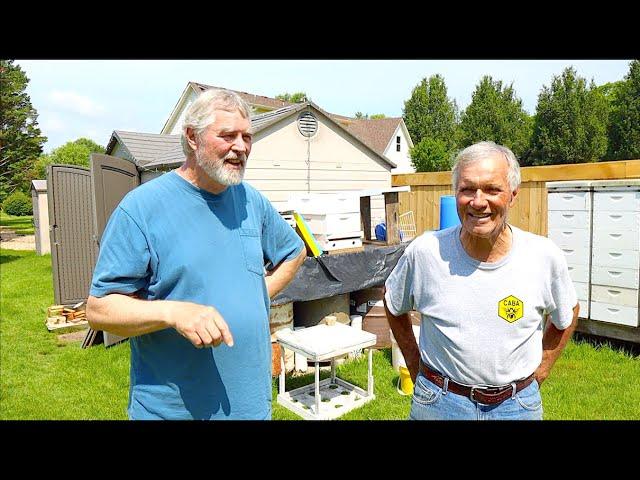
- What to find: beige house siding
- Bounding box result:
[164,89,199,135]
[384,124,415,174]
[246,112,391,211]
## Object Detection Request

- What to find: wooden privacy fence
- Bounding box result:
[392,159,640,237]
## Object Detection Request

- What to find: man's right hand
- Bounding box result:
[169,303,234,349]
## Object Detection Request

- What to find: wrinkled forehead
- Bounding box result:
[459,154,509,181]
[209,108,253,133]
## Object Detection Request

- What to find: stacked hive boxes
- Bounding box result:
[288,193,362,252]
[589,180,640,327]
[547,181,593,318]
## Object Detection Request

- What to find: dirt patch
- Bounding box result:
[56,328,89,344]
[1,234,36,251]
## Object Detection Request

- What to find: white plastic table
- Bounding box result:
[275,323,377,420]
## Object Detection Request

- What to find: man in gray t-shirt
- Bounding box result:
[384,141,579,420]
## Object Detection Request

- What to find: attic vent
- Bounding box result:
[297,112,318,137]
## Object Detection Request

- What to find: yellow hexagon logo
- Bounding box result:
[498,295,524,323]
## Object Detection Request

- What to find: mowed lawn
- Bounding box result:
[1,249,639,420]
[0,212,34,235]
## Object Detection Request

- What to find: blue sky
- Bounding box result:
[15,59,633,154]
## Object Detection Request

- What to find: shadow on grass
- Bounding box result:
[279,370,333,391]
[573,332,640,358]
[380,348,393,365]
[0,254,22,264]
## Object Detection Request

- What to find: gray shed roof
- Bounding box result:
[105,131,181,168]
[143,145,185,169]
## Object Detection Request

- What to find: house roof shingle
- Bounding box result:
[191,82,294,111]
[106,131,181,167]
[340,117,403,157]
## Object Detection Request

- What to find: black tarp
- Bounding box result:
[272,243,407,306]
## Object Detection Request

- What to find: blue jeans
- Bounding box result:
[409,373,543,420]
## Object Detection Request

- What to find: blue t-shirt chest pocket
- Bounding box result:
[239,227,265,275]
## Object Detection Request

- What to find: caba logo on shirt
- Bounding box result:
[498,295,524,323]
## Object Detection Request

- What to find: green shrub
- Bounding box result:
[2,191,33,216]
[410,138,453,172]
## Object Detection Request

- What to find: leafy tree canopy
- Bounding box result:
[458,75,533,162]
[607,59,640,160]
[410,137,452,172]
[402,74,458,149]
[530,67,608,165]
[31,138,105,180]
[275,92,307,103]
[354,112,386,119]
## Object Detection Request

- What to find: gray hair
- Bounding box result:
[451,141,521,192]
[180,88,252,156]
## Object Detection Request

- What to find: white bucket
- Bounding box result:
[390,325,420,372]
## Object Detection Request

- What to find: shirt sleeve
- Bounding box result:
[260,197,305,270]
[384,245,415,316]
[89,206,152,297]
[547,248,578,330]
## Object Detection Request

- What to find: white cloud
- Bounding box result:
[40,113,66,132]
[49,90,106,117]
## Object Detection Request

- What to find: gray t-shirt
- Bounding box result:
[384,224,577,387]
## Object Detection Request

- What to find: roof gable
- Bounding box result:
[340,117,404,157]
[192,82,294,111]
[162,82,409,162]
[250,102,396,168]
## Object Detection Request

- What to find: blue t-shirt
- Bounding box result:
[90,171,304,420]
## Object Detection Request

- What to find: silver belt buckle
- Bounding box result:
[469,386,479,402]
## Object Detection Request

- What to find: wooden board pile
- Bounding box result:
[46,301,87,331]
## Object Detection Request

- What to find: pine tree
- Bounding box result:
[0,60,47,201]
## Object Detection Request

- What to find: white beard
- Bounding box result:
[195,148,247,186]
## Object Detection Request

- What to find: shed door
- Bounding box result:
[47,164,97,305]
[90,154,140,347]
[91,153,140,244]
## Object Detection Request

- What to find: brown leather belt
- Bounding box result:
[419,362,535,405]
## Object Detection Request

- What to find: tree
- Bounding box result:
[410,137,452,172]
[0,60,47,202]
[275,92,307,103]
[31,137,105,180]
[595,80,626,105]
[354,112,386,119]
[530,67,608,165]
[402,74,458,150]
[607,60,640,160]
[458,76,533,161]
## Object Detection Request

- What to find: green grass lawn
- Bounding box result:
[1,249,639,420]
[0,211,34,235]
